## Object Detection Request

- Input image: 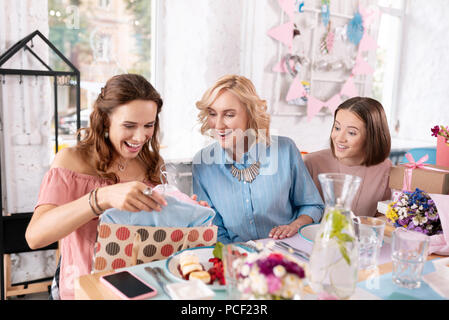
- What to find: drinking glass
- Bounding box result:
[353,216,386,270]
[391,228,429,289]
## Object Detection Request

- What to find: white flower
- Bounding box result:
[250,273,268,296]
[411,204,418,210]
[273,265,286,278]
[240,264,251,277]
[413,215,428,226]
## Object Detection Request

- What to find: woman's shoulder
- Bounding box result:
[303,149,333,162]
[369,157,393,172]
[51,146,95,175]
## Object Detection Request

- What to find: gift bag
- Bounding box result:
[92,223,218,272]
[428,193,449,255]
[92,182,218,273]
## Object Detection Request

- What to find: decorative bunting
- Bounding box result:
[325,94,342,113]
[278,0,295,21]
[272,58,294,73]
[286,76,306,101]
[306,95,325,122]
[359,32,377,52]
[267,22,294,49]
[340,76,358,98]
[352,54,374,75]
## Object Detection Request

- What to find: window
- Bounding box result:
[48,0,153,147]
[372,0,406,133]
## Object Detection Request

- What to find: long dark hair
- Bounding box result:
[330,96,391,166]
[76,74,164,184]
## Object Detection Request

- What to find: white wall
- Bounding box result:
[0,0,56,286]
[394,0,449,145]
[157,0,244,161]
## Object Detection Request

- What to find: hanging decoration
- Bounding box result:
[321,0,330,27]
[269,1,379,122]
[347,11,364,46]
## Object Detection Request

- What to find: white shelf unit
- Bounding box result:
[271,4,379,118]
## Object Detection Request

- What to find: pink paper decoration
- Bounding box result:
[325,94,342,113]
[286,76,306,101]
[278,0,295,21]
[359,5,379,28]
[352,54,374,75]
[267,22,294,49]
[340,77,358,98]
[272,58,294,73]
[306,95,325,122]
[359,32,377,52]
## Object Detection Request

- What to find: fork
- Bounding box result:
[154,267,173,283]
[274,241,310,261]
[144,266,171,299]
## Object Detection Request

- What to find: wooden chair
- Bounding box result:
[1,213,58,299]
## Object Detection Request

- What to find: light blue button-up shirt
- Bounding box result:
[192,135,324,244]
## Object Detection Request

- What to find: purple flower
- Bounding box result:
[431,125,440,137]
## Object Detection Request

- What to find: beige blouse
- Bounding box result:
[303,149,392,217]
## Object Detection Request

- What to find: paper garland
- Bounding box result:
[268,0,380,121]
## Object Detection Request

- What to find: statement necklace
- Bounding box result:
[230,161,260,183]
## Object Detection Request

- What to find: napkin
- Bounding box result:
[422,272,449,299]
[100,186,215,228]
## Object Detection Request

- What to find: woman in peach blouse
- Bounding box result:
[304,97,392,217]
[25,74,168,299]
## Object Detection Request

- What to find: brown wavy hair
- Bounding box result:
[76,74,164,184]
[330,96,391,166]
[196,74,271,145]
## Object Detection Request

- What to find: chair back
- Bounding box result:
[401,147,437,165]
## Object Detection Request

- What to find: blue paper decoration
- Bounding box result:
[321,0,330,27]
[347,11,364,46]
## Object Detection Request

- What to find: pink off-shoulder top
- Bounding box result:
[34,167,152,300]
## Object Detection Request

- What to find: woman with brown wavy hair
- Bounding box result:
[26,74,167,299]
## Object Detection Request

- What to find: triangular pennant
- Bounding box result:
[267,21,294,48]
[340,77,358,98]
[272,58,294,73]
[325,94,342,113]
[352,54,374,75]
[278,0,295,21]
[359,32,377,52]
[359,4,379,28]
[306,95,325,122]
[286,76,306,101]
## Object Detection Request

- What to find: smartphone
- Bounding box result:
[100,270,157,300]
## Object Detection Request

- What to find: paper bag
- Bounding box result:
[92,222,217,273]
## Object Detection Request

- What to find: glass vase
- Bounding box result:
[308,173,362,299]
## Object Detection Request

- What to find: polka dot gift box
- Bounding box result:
[92,223,218,272]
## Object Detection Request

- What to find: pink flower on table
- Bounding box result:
[266,274,282,294]
[431,125,440,137]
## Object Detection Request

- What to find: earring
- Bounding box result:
[104,131,109,139]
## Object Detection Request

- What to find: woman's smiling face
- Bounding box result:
[207,89,249,151]
[331,109,367,166]
[108,99,158,160]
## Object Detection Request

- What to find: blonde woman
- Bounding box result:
[192,75,324,244]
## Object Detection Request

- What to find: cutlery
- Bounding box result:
[154,267,173,283]
[144,266,171,299]
[274,241,310,261]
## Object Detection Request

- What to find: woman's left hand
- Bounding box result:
[191,194,210,208]
[268,224,298,240]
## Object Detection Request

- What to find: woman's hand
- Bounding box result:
[268,215,313,240]
[268,224,298,240]
[191,194,210,208]
[98,181,167,212]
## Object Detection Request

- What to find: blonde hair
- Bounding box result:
[196,74,271,144]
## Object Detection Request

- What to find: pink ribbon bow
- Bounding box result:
[402,153,428,191]
[401,153,449,191]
